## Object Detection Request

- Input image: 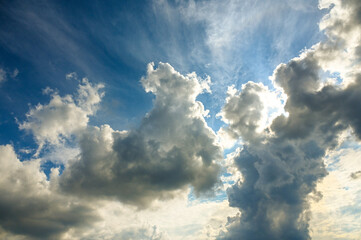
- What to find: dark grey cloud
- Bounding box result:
[60,63,221,208]
[219,0,361,239]
[0,145,98,240]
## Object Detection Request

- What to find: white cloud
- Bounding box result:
[0,143,233,240]
[59,63,222,208]
[61,193,238,240]
[19,78,104,155]
[218,0,361,239]
[217,81,285,144]
[0,145,98,239]
[310,145,361,239]
[65,72,78,81]
[177,0,323,96]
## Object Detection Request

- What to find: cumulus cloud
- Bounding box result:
[0,145,98,240]
[3,62,223,239]
[59,63,221,208]
[218,82,284,144]
[19,78,104,155]
[219,0,361,239]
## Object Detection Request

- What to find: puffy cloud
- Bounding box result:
[316,0,361,83]
[0,145,98,239]
[219,0,361,239]
[59,63,222,208]
[19,78,104,155]
[4,62,222,239]
[218,82,284,144]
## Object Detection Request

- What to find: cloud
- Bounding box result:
[65,72,77,81]
[59,63,222,208]
[218,0,361,239]
[19,78,104,155]
[0,145,98,240]
[5,62,223,239]
[11,68,19,78]
[116,227,166,240]
[178,0,324,97]
[0,68,6,83]
[310,146,361,239]
[0,68,19,85]
[350,170,361,179]
[59,190,237,240]
[217,81,284,144]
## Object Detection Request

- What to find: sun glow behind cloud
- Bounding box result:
[0,0,361,239]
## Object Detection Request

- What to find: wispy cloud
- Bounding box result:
[0,69,6,83]
[218,0,361,239]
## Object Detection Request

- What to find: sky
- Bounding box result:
[0,0,361,239]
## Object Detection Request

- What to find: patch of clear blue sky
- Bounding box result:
[0,0,328,159]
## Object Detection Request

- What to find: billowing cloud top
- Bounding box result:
[1,0,361,239]
[59,62,221,207]
[0,62,222,239]
[19,79,104,155]
[218,0,361,239]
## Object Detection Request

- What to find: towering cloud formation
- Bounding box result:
[219,0,361,239]
[59,63,221,207]
[3,62,221,238]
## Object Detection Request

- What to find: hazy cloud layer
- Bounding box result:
[219,0,361,239]
[59,63,221,207]
[310,145,361,239]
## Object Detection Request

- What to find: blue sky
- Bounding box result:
[0,0,326,137]
[1,0,361,239]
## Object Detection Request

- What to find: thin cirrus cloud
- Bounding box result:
[218,0,361,239]
[0,0,360,239]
